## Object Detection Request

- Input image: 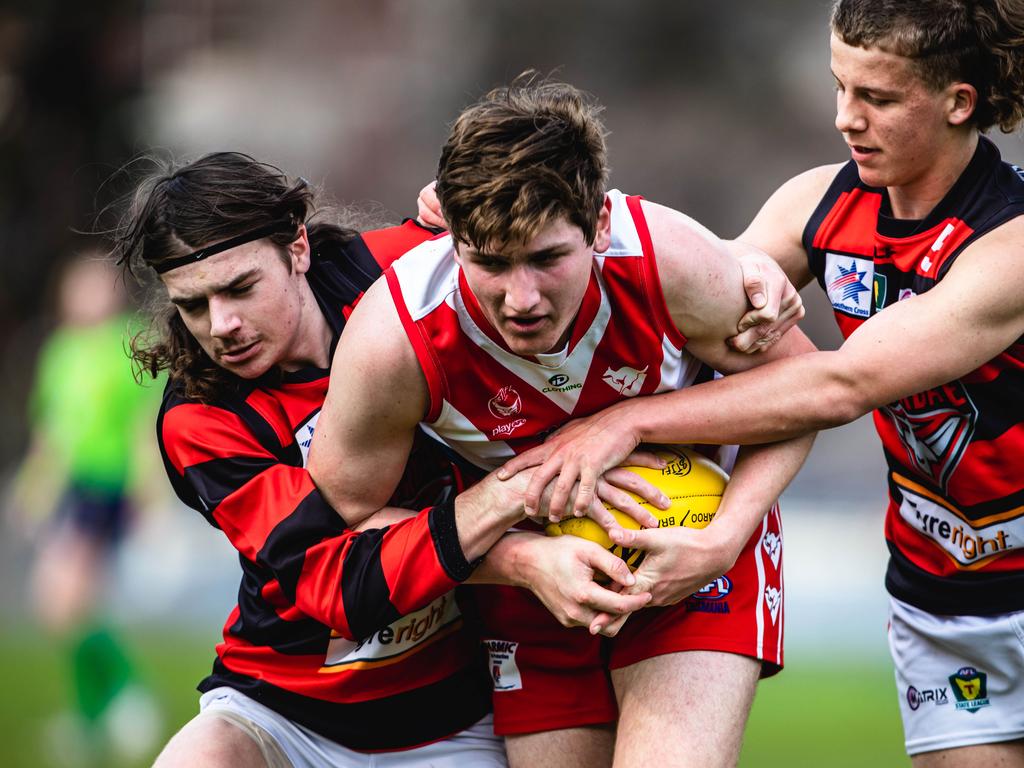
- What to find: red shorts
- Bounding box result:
[475,504,784,735]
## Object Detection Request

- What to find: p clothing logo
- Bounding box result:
[824,253,873,318]
[948,667,990,713]
[484,639,522,691]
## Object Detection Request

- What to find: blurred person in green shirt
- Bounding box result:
[13,251,163,764]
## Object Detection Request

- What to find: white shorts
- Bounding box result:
[888,596,1024,755]
[198,687,508,767]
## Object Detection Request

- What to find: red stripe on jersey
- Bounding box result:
[962,346,1024,385]
[261,579,308,622]
[161,403,275,474]
[385,267,446,423]
[947,425,1024,507]
[295,535,356,638]
[361,221,439,270]
[812,188,881,255]
[379,512,458,615]
[246,388,300,449]
[214,627,474,703]
[271,379,330,433]
[213,465,318,562]
[625,195,687,348]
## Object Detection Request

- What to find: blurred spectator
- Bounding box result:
[10,252,163,766]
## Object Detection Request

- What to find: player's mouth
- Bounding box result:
[503,315,547,334]
[219,340,261,364]
[848,143,879,162]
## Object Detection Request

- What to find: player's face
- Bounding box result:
[161,234,321,378]
[455,208,611,356]
[831,34,961,194]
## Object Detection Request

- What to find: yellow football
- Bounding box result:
[544,446,728,570]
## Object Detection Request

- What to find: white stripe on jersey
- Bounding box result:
[419,408,515,471]
[754,515,768,660]
[450,272,612,415]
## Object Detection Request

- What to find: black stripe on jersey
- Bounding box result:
[887,456,1024,521]
[233,564,331,656]
[200,656,492,751]
[340,528,403,640]
[183,456,279,516]
[885,542,1024,615]
[258,488,345,600]
[972,366,1024,442]
[308,234,383,338]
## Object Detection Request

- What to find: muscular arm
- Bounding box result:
[628,218,1024,445]
[160,395,478,640]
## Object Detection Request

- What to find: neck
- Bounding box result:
[887,132,979,220]
[282,279,332,372]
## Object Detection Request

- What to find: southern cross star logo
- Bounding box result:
[828,261,871,302]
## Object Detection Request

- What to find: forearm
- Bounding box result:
[708,433,815,560]
[627,351,867,446]
[466,531,538,588]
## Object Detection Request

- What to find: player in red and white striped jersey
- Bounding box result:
[309,78,816,768]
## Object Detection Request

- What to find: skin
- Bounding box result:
[495,35,1024,767]
[308,200,816,768]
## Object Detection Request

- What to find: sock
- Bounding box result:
[69,626,134,723]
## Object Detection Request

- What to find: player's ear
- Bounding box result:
[289,225,312,274]
[946,82,977,127]
[593,198,612,253]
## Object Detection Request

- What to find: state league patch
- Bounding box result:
[948,666,990,713]
[824,253,874,318]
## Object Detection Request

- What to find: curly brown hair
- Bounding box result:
[111,152,359,402]
[832,0,1024,132]
[436,73,609,252]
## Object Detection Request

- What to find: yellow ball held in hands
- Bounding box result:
[544,446,729,570]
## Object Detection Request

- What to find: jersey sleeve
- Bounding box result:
[158,396,474,641]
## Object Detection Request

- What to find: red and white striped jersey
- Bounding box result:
[386,189,731,473]
[804,137,1024,615]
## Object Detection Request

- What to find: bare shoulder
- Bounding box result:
[738,162,846,286]
[638,199,746,341]
[330,275,424,392]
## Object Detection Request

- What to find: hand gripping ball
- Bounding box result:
[545,445,728,570]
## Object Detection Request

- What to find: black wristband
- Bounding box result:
[428,492,484,582]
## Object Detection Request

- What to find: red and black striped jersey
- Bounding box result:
[803,138,1024,615]
[157,221,492,751]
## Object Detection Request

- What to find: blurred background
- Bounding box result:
[1,1,1020,766]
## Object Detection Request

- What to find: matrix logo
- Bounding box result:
[948,667,990,713]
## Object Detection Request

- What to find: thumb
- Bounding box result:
[744,262,767,310]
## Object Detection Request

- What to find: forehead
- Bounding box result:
[462,216,587,260]
[160,240,278,296]
[830,33,921,91]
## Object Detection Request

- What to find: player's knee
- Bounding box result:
[153,713,270,768]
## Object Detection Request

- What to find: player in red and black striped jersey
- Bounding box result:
[497,2,1024,764]
[114,152,649,767]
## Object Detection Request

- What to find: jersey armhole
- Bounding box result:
[384,267,445,423]
[361,220,439,270]
[625,194,688,349]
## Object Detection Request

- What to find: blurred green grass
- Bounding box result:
[0,629,908,767]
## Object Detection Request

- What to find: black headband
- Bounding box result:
[154,221,297,274]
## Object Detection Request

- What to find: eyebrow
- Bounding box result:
[169,268,259,305]
[472,244,574,262]
[832,70,901,98]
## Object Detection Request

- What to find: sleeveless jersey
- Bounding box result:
[386,189,728,471]
[158,221,492,751]
[803,137,1024,615]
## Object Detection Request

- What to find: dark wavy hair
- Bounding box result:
[436,73,609,251]
[832,0,1024,132]
[111,151,360,402]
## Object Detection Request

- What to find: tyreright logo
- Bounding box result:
[948,666,990,713]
